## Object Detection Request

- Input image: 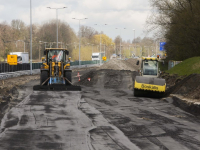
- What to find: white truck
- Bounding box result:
[91,52,104,61]
[10,52,29,64]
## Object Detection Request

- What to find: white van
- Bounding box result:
[91,52,104,61]
[10,52,29,64]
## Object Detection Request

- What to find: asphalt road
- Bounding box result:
[0,69,200,150]
[81,86,200,150]
[0,79,139,150]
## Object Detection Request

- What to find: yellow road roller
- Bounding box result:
[134,57,166,98]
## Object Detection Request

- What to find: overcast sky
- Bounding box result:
[0,0,152,42]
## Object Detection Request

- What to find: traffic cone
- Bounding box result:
[79,76,80,81]
[77,72,80,77]
[88,78,91,81]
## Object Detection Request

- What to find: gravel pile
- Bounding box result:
[99,58,140,71]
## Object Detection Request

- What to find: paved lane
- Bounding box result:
[0,85,139,150]
[0,91,93,150]
[81,86,200,150]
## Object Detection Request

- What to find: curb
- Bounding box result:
[172,95,200,116]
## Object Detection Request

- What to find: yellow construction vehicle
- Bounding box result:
[33,48,81,91]
[134,57,166,97]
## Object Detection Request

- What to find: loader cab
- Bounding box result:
[44,48,69,63]
[141,57,158,77]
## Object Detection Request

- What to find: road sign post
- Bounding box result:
[160,42,166,51]
[7,55,17,65]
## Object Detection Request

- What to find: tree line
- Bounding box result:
[0,19,156,61]
[146,0,200,61]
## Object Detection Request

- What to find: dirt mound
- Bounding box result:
[164,74,200,100]
[75,69,139,90]
[99,58,140,71]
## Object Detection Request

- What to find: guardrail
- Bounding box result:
[0,62,30,73]
[0,60,107,80]
[168,60,182,70]
[0,60,103,73]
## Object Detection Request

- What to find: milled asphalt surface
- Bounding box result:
[0,89,94,150]
[0,69,200,150]
[0,77,139,150]
[82,87,200,150]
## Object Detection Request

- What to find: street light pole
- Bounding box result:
[47,7,67,48]
[133,29,136,57]
[73,18,88,66]
[24,41,25,52]
[116,27,126,59]
[94,24,107,65]
[16,40,26,52]
[87,43,93,53]
[30,0,32,75]
[120,29,121,59]
[79,20,81,66]
[56,9,58,48]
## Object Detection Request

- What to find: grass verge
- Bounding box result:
[166,57,200,76]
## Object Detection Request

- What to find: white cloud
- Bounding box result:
[0,0,152,40]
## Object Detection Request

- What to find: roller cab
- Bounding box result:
[134,57,166,97]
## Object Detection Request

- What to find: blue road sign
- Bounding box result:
[160,42,166,51]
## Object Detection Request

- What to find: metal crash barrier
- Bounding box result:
[0,60,107,73]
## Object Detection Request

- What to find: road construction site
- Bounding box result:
[0,58,200,150]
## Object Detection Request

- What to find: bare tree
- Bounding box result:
[146,0,200,60]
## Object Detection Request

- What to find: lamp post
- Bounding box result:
[91,44,94,53]
[129,45,131,57]
[39,41,48,59]
[87,43,94,53]
[47,7,67,48]
[30,0,32,75]
[16,40,25,52]
[73,18,88,67]
[24,41,25,52]
[39,41,49,48]
[116,27,126,59]
[144,46,151,56]
[132,29,136,57]
[94,24,107,65]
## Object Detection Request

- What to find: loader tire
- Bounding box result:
[40,71,48,85]
[65,72,72,85]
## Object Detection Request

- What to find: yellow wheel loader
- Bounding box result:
[33,48,81,91]
[134,57,166,98]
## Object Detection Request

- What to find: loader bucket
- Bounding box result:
[134,76,166,98]
[33,84,81,91]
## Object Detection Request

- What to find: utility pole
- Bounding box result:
[104,44,106,57]
[73,18,88,66]
[116,27,126,59]
[47,7,67,48]
[95,24,107,65]
[30,0,32,75]
[133,29,136,57]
